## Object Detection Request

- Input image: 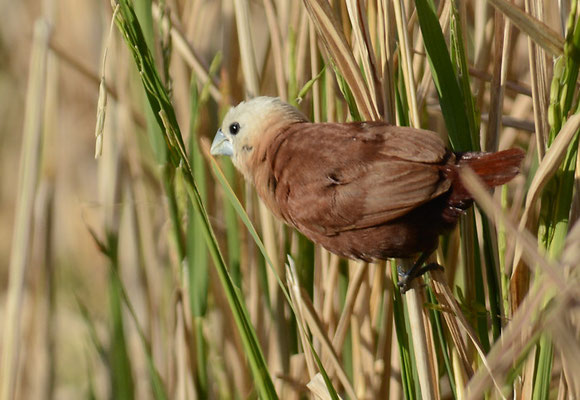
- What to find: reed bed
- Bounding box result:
[1,0,579,399]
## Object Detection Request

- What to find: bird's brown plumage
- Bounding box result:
[211,97,524,262]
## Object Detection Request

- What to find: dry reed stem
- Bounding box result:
[377,0,396,124]
[175,295,196,400]
[520,5,549,389]
[461,168,570,294]
[479,114,535,133]
[151,4,221,102]
[451,348,467,399]
[376,278,393,399]
[0,20,51,400]
[345,0,382,116]
[423,306,440,399]
[296,10,311,88]
[392,2,441,396]
[322,253,340,321]
[430,256,508,397]
[302,0,379,120]
[351,314,363,396]
[286,260,317,379]
[392,0,420,127]
[388,331,403,399]
[561,219,580,268]
[468,66,532,97]
[430,270,477,378]
[29,184,55,399]
[232,3,288,388]
[487,0,564,56]
[351,275,374,397]
[233,0,260,97]
[405,276,438,400]
[309,21,322,121]
[465,284,548,398]
[298,288,357,399]
[460,167,580,397]
[288,256,359,399]
[524,0,549,161]
[369,263,385,330]
[329,262,368,357]
[557,372,569,400]
[124,116,164,371]
[485,9,507,152]
[263,0,288,101]
[307,373,344,400]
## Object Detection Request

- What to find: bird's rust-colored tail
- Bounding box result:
[457,148,525,187]
[445,148,525,207]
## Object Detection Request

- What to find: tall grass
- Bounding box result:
[1,0,580,399]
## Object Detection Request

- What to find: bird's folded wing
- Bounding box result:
[272,122,451,235]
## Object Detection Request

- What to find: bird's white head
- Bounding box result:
[210,97,307,173]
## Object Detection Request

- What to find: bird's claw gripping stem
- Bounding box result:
[397,263,444,294]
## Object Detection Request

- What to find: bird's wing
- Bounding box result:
[271,122,451,235]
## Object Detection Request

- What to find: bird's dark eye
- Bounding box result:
[229,122,240,135]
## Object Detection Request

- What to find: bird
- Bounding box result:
[210,96,524,292]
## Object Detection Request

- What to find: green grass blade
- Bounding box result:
[106,233,135,400]
[114,273,169,400]
[115,0,186,167]
[89,227,169,400]
[188,79,209,397]
[395,67,410,127]
[115,276,169,400]
[449,2,480,150]
[481,217,503,341]
[85,353,98,400]
[414,0,473,151]
[77,298,108,364]
[540,0,580,260]
[114,1,278,397]
[426,288,456,398]
[463,212,491,353]
[296,65,326,104]
[188,80,209,318]
[392,263,417,399]
[208,155,293,307]
[451,3,502,343]
[134,0,167,164]
[334,67,362,121]
[533,8,580,398]
[296,233,315,299]
[222,159,243,285]
[308,341,341,400]
[532,335,554,400]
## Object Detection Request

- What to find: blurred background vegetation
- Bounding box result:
[1,0,580,399]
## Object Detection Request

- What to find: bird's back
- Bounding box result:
[248,121,456,260]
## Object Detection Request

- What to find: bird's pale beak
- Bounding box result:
[210,129,233,157]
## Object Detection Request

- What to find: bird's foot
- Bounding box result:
[397,263,444,294]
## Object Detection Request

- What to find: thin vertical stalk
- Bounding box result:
[525,0,549,160]
[392,0,420,127]
[0,20,50,400]
[404,263,438,400]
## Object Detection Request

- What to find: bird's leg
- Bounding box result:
[397,252,444,294]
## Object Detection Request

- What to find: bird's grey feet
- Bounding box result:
[397,263,444,294]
